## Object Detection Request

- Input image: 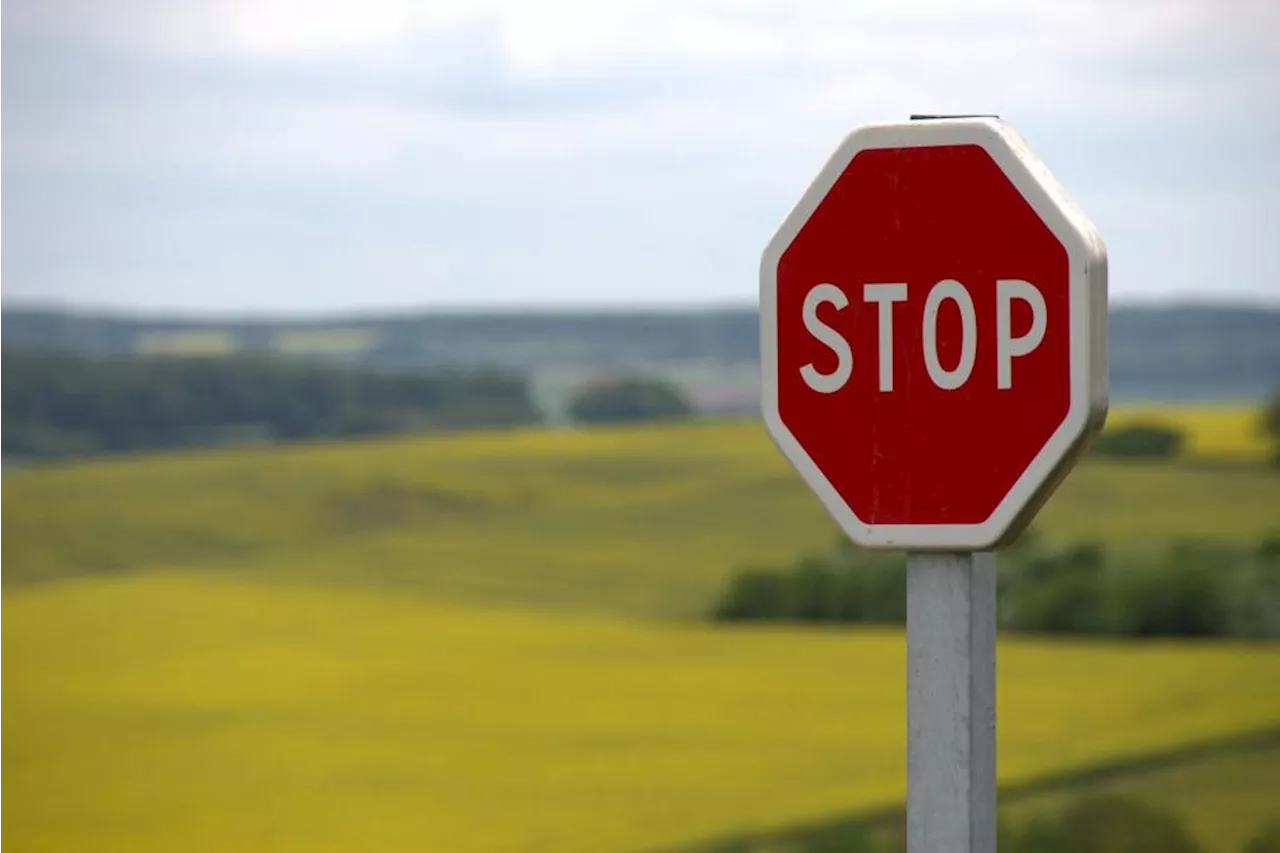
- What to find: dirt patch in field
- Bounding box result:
[326,483,496,530]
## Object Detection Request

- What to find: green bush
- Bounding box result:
[785,559,842,621]
[1110,544,1233,637]
[1002,543,1107,634]
[711,569,788,621]
[712,535,1280,639]
[1091,422,1186,459]
[831,557,906,623]
[710,547,904,625]
[567,376,692,424]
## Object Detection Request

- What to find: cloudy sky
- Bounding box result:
[3,0,1278,314]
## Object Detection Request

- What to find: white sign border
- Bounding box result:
[760,118,1108,551]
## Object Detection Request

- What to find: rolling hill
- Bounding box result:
[5,414,1279,852]
[5,411,1278,611]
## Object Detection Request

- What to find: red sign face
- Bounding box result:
[761,119,1107,550]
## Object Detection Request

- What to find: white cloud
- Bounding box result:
[3,0,1278,310]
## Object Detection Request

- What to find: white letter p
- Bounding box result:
[996,279,1046,390]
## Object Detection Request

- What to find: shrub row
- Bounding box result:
[2,349,541,460]
[1089,423,1185,458]
[712,533,1280,639]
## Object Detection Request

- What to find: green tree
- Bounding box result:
[1,349,541,460]
[712,569,787,621]
[1110,542,1232,637]
[785,559,841,621]
[1090,422,1185,459]
[568,376,693,424]
[1263,394,1280,467]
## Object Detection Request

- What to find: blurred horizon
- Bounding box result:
[7,292,1280,322]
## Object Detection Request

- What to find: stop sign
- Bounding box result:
[761,118,1107,550]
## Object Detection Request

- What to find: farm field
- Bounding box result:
[5,405,1279,852]
[1106,401,1269,461]
[5,571,1280,853]
[5,411,1279,619]
[697,735,1280,853]
[999,736,1280,853]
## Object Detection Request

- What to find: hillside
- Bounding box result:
[5,413,1278,613]
[4,303,1278,405]
[689,734,1280,853]
[5,416,1279,852]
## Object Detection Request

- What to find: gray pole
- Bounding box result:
[907,551,997,853]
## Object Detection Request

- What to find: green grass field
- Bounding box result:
[5,407,1279,852]
[692,734,1280,853]
[998,736,1280,853]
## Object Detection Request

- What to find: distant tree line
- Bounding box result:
[2,349,541,460]
[5,305,1279,400]
[1089,423,1185,459]
[701,793,1280,853]
[712,531,1280,639]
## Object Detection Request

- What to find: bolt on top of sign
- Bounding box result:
[761,117,1107,551]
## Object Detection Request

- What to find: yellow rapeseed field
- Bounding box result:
[273,327,378,355]
[134,329,238,356]
[1108,401,1271,461]
[6,572,1279,853]
[5,407,1278,852]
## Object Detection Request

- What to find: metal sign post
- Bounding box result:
[907,552,996,853]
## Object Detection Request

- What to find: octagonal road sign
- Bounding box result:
[760,117,1107,551]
